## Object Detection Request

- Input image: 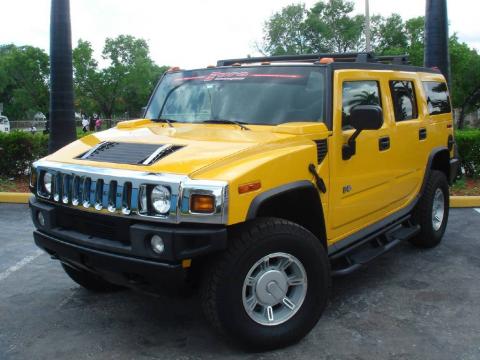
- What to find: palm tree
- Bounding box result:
[348,90,379,107]
[48,0,76,153]
[424,0,450,86]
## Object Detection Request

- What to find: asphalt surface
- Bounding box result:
[0,204,479,360]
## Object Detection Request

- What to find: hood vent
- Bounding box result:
[77,142,184,165]
[315,139,328,164]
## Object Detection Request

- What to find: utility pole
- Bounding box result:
[48,0,76,154]
[365,0,371,52]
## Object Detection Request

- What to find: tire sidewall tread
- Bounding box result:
[411,170,449,248]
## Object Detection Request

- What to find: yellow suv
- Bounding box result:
[30,53,459,350]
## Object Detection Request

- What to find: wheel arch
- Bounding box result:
[426,146,451,185]
[246,181,327,250]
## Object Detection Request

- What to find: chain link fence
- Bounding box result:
[9,118,128,133]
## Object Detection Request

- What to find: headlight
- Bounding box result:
[43,172,53,194]
[151,185,171,214]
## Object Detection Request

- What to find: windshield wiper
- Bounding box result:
[153,118,177,128]
[202,119,250,131]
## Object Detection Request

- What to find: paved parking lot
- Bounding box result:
[1,204,479,360]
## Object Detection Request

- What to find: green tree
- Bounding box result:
[404,16,425,66]
[72,40,100,115]
[103,35,168,118]
[73,35,168,119]
[306,0,364,53]
[0,45,49,120]
[449,36,480,128]
[261,0,364,55]
[374,14,408,55]
[261,4,311,55]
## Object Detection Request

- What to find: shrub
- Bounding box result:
[455,129,480,178]
[0,131,48,178]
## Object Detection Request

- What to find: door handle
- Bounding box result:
[419,128,427,140]
[379,136,390,151]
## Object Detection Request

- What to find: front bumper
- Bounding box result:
[30,197,227,290]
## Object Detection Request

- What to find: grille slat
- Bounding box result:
[53,174,62,202]
[121,182,132,215]
[94,179,104,210]
[107,181,117,212]
[71,175,81,206]
[82,177,91,207]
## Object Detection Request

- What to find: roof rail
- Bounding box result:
[216,53,410,66]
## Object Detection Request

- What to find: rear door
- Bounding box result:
[386,74,426,208]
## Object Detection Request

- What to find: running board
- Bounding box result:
[330,219,420,277]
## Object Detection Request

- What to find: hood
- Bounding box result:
[44,120,329,177]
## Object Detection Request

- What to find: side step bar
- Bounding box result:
[330,217,420,277]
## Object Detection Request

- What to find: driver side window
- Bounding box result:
[342,81,381,130]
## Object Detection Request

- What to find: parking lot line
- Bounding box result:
[475,208,480,214]
[0,249,43,282]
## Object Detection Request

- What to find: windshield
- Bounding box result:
[145,66,325,125]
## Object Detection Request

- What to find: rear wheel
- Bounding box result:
[61,263,124,292]
[200,218,330,351]
[410,170,449,248]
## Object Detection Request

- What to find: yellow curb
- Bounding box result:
[0,192,31,203]
[1,192,479,208]
[450,196,480,208]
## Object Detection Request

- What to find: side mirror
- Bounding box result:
[343,105,383,160]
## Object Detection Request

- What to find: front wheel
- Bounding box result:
[200,218,330,351]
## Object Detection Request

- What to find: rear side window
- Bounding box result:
[423,81,451,115]
[390,81,418,121]
[342,81,381,129]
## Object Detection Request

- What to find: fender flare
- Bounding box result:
[422,146,451,191]
[246,180,318,220]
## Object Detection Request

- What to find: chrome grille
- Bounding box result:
[33,160,228,225]
[45,170,135,215]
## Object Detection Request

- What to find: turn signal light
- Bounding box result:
[238,181,261,194]
[190,194,215,213]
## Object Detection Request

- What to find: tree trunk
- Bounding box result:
[458,106,466,129]
[49,0,76,153]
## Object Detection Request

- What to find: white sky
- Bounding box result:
[1,0,478,69]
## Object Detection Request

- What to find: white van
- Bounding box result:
[0,116,10,133]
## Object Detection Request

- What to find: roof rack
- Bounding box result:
[216,52,410,66]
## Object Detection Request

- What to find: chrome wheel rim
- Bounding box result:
[432,188,445,231]
[242,252,307,326]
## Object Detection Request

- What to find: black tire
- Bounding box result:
[200,218,330,351]
[61,263,124,292]
[410,170,449,248]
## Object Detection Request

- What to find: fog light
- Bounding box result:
[151,235,165,254]
[37,212,46,226]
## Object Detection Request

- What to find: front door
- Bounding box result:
[328,71,396,244]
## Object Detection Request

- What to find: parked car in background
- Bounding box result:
[0,115,10,133]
